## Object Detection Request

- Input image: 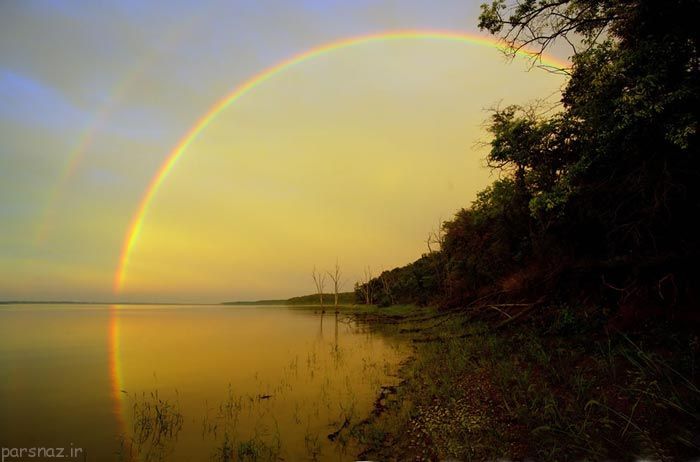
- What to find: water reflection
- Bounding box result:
[108,306,127,445]
[0,305,407,461]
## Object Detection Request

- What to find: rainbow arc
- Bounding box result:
[113,29,569,292]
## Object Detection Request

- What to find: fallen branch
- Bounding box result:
[487,305,514,319]
[495,296,547,329]
[327,417,350,441]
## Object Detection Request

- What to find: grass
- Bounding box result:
[288,303,429,316]
[115,310,404,462]
[211,432,281,462]
[351,303,700,460]
[112,303,698,460]
[117,390,185,462]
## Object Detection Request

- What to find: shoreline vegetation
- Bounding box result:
[6,2,698,460]
[222,292,357,306]
[333,2,699,459]
[341,304,699,461]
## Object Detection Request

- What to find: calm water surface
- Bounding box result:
[0,304,408,461]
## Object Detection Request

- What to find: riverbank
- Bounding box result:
[348,304,700,460]
[222,292,356,306]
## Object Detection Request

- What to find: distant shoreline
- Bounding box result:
[0,300,219,306]
[0,291,356,306]
[222,291,356,306]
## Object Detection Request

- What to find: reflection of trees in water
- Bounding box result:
[117,316,406,462]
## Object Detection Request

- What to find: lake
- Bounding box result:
[0,304,408,461]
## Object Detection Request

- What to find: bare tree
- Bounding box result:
[358,266,374,305]
[426,218,445,254]
[426,219,448,299]
[327,259,342,310]
[311,266,326,310]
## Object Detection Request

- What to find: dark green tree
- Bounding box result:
[367,1,698,308]
[480,0,699,261]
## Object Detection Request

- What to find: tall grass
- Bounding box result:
[354,307,700,460]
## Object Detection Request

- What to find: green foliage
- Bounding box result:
[357,310,700,460]
[357,6,699,458]
[222,292,355,306]
[368,0,699,308]
[285,292,355,305]
[440,178,531,303]
[355,254,444,307]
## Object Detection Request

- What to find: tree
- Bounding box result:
[356,1,698,310]
[327,259,343,309]
[425,218,445,254]
[378,269,396,307]
[311,266,326,309]
[478,0,629,63]
[357,266,374,305]
[478,0,699,261]
[424,219,448,301]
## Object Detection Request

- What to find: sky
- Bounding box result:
[0,0,569,303]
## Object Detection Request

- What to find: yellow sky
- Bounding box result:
[122,41,565,301]
[0,3,569,302]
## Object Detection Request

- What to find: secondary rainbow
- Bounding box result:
[113,29,569,292]
[34,100,120,245]
[34,18,203,247]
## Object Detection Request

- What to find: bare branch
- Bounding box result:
[312,266,326,309]
[357,266,374,305]
[326,258,342,308]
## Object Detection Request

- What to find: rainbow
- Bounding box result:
[113,29,569,292]
[35,101,121,245]
[108,305,128,443]
[34,18,204,246]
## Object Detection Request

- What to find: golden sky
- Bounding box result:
[0,2,567,302]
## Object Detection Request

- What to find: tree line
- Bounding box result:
[356,0,699,317]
